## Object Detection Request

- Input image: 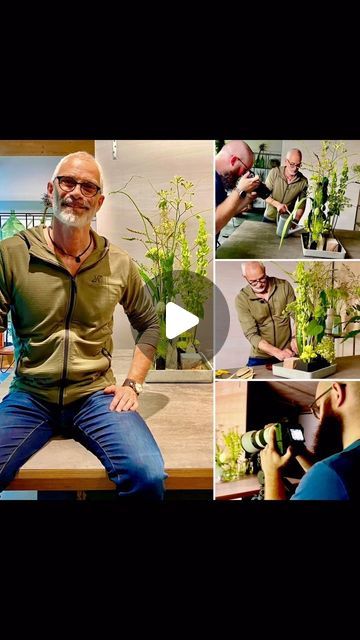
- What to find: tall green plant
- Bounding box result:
[216,429,245,482]
[283,262,334,363]
[303,141,360,244]
[111,175,211,365]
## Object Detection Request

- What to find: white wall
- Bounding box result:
[244,140,282,155]
[282,140,360,230]
[95,140,214,350]
[215,260,360,370]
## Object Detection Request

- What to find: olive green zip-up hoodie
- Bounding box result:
[0,225,160,405]
[235,277,296,359]
[264,166,308,221]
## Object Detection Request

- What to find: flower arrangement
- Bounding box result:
[215,428,246,482]
[111,176,211,369]
[283,262,360,365]
[279,141,360,251]
[303,141,360,249]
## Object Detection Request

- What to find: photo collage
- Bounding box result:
[0,139,359,502]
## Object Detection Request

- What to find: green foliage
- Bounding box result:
[278,196,307,249]
[303,141,360,244]
[283,261,360,363]
[283,262,333,362]
[111,176,211,365]
[215,140,225,154]
[216,429,245,482]
[316,336,335,363]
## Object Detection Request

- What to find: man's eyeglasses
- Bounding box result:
[56,176,101,198]
[286,160,302,169]
[247,275,267,286]
[234,156,253,175]
[309,386,333,420]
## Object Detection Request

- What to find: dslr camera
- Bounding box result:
[241,422,305,456]
[247,170,271,200]
[235,172,271,201]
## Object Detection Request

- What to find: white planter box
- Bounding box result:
[272,362,337,379]
[146,352,213,383]
[301,233,346,259]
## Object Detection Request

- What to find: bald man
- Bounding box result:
[263,148,308,223]
[261,382,360,500]
[235,262,298,367]
[215,140,260,235]
[0,151,166,500]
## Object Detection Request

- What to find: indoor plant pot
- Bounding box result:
[301,232,346,259]
[294,355,331,372]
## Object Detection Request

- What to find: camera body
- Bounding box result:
[241,422,305,456]
[254,181,271,200]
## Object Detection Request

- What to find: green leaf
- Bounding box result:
[305,319,324,337]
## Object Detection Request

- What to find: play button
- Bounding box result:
[165,302,199,340]
[130,269,230,362]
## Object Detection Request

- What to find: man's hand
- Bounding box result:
[236,172,260,194]
[237,191,258,214]
[276,203,288,214]
[260,425,293,476]
[274,347,295,361]
[290,337,299,355]
[104,384,139,412]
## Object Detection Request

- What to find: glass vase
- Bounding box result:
[1,210,25,239]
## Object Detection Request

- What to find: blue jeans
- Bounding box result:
[0,390,166,500]
[247,356,280,367]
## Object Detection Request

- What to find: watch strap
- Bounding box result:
[122,378,142,395]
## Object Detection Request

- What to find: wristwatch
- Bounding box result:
[235,186,247,199]
[122,378,143,395]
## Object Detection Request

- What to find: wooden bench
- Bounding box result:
[7,437,212,491]
[2,351,213,494]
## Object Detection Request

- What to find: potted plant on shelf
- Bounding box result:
[215,428,247,482]
[254,143,267,169]
[111,176,212,379]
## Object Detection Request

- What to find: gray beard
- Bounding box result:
[53,207,94,228]
[52,189,94,228]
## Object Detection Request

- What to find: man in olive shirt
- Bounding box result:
[235,262,298,366]
[263,148,308,223]
[0,151,166,499]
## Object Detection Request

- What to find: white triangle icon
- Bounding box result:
[165,302,199,340]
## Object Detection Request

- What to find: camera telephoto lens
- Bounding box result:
[240,427,272,454]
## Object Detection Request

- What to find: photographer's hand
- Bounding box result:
[260,426,293,500]
[236,172,260,194]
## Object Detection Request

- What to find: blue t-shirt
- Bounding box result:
[291,439,360,500]
[216,171,227,207]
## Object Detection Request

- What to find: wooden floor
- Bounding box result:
[1,350,213,491]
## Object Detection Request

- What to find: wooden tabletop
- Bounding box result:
[216,355,360,380]
[215,475,299,499]
[216,221,360,259]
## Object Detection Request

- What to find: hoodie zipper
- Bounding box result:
[266,301,276,347]
[59,278,77,406]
